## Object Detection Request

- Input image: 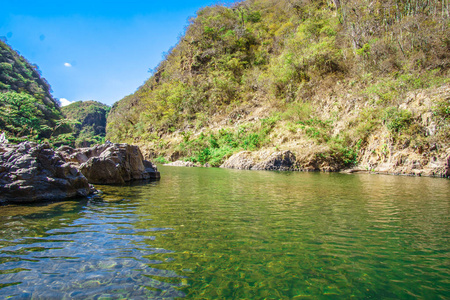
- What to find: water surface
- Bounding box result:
[0,166,449,299]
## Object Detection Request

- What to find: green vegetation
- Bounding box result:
[105,0,448,167]
[0,92,42,142]
[174,117,278,166]
[0,40,66,144]
[0,41,111,148]
[383,107,413,134]
[61,101,111,147]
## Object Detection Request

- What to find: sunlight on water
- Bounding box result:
[0,166,449,299]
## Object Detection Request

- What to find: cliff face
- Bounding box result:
[0,40,64,143]
[61,101,111,147]
[106,0,450,177]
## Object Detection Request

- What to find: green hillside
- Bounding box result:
[61,101,111,147]
[0,40,65,143]
[108,0,449,169]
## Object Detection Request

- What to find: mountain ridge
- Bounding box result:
[0,40,64,143]
[61,100,111,147]
[106,0,449,176]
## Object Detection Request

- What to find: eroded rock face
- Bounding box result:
[0,142,93,203]
[59,143,160,184]
[221,150,297,171]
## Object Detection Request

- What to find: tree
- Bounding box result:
[0,91,42,137]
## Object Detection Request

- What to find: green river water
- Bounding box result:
[0,166,449,299]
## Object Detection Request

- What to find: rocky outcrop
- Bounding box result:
[58,143,160,184]
[355,131,450,177]
[0,142,94,203]
[221,150,297,171]
[220,151,254,170]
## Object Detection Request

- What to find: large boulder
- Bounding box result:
[59,143,160,184]
[0,142,93,203]
[220,151,255,170]
[221,150,297,171]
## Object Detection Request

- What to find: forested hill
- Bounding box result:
[61,101,111,147]
[107,0,449,173]
[0,40,64,143]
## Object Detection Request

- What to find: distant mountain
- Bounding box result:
[61,100,111,147]
[0,40,64,143]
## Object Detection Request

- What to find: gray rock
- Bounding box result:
[252,151,297,171]
[164,160,200,167]
[220,150,297,171]
[220,151,254,170]
[0,142,93,203]
[60,143,160,184]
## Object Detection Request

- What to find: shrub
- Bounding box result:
[383,107,413,134]
[154,156,169,164]
[433,99,450,121]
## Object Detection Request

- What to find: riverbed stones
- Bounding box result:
[0,142,93,203]
[59,143,160,184]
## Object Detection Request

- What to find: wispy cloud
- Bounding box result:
[64,62,72,67]
[59,98,73,106]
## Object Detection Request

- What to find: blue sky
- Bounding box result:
[0,0,221,106]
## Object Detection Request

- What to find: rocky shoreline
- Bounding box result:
[161,148,450,178]
[2,140,447,205]
[0,142,160,204]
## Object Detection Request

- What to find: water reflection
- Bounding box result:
[133,167,449,299]
[0,167,448,299]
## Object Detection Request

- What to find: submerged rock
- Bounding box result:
[221,150,297,171]
[59,143,160,184]
[0,142,93,203]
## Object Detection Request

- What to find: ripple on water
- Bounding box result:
[0,200,186,299]
[0,168,449,299]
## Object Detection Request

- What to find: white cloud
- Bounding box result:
[59,98,73,106]
[64,62,72,67]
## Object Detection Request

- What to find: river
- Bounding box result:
[0,166,449,299]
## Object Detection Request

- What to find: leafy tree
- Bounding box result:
[0,91,42,137]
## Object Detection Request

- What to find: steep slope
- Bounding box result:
[0,40,64,143]
[107,0,450,176]
[61,101,111,147]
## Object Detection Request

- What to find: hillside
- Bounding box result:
[106,0,450,175]
[61,101,111,147]
[0,40,65,143]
